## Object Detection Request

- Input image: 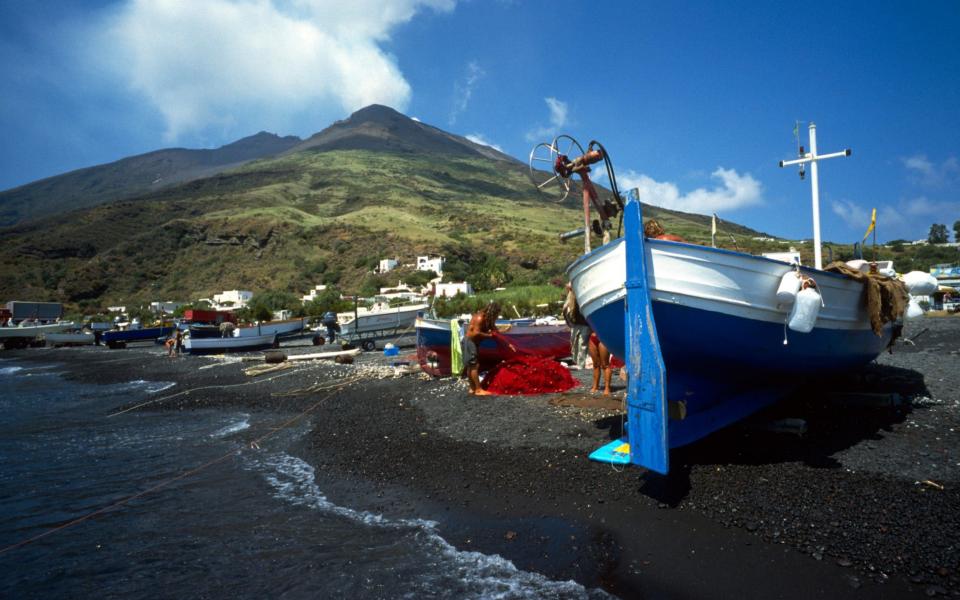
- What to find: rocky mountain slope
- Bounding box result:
[0,131,302,226]
[0,105,776,308]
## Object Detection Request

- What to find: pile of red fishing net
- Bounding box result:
[483,355,579,395]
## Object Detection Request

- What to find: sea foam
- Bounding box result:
[253,452,610,599]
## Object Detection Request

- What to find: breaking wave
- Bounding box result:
[252,452,609,599]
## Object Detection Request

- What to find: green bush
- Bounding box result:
[304,288,353,316]
[405,270,437,287]
[359,274,387,297]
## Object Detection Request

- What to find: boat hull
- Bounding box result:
[184,333,278,354]
[44,332,95,346]
[0,322,76,339]
[416,317,571,377]
[568,238,893,447]
[340,305,429,337]
[236,318,306,338]
[102,326,175,343]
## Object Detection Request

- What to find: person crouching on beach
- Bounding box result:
[562,283,591,370]
[463,302,501,396]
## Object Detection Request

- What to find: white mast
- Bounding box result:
[779,122,851,270]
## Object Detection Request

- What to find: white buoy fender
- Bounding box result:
[905,299,924,319]
[776,271,802,305]
[902,271,938,296]
[788,287,821,333]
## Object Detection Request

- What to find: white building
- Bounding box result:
[378,258,398,273]
[213,290,253,310]
[434,282,473,298]
[107,306,126,314]
[302,284,328,303]
[378,281,424,302]
[416,255,444,275]
[149,301,183,315]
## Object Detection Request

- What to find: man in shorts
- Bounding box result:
[463,302,501,395]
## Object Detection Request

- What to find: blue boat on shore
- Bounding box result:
[102,326,175,346]
[569,191,905,473]
[416,316,570,377]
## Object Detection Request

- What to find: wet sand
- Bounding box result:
[8,316,959,598]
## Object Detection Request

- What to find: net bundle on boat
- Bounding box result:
[483,333,578,395]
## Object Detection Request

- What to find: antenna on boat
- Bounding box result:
[778,122,851,270]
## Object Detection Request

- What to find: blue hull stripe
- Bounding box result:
[587,299,892,447]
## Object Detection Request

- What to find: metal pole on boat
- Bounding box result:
[778,122,851,270]
[809,124,823,270]
[583,187,591,254]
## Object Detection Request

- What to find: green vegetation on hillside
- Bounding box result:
[1,146,954,315]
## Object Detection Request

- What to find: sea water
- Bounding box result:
[0,359,608,599]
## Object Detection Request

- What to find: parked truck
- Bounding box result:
[5,301,63,324]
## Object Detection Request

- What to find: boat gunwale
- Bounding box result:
[565,236,858,283]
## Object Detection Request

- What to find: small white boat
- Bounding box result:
[0,321,76,337]
[184,333,278,354]
[1,321,76,348]
[339,304,428,337]
[44,331,95,347]
[235,318,306,338]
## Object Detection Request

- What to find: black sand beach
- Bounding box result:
[8,316,959,598]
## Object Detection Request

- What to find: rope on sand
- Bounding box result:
[271,373,364,397]
[106,369,303,418]
[243,362,294,377]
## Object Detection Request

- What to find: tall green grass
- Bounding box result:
[433,284,565,318]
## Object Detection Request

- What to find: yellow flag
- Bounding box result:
[862,208,877,243]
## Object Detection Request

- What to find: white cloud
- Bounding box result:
[825,197,958,241]
[449,61,484,125]
[465,133,502,152]
[525,97,569,142]
[901,195,958,217]
[95,0,455,141]
[902,154,960,187]
[619,168,763,214]
[831,199,870,229]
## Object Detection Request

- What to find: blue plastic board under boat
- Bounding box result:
[589,437,631,465]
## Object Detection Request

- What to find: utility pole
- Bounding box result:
[778,122,851,270]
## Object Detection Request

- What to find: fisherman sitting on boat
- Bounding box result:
[463,302,504,396]
[643,218,686,242]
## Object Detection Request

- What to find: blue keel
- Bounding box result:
[624,188,670,474]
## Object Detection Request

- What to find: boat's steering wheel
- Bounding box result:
[528,135,585,203]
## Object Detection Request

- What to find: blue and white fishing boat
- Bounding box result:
[568,236,894,450]
[531,127,906,473]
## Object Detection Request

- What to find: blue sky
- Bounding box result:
[2,0,958,243]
